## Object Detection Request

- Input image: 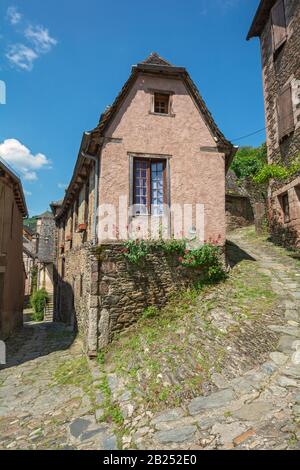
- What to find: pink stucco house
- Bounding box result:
[52,53,236,352]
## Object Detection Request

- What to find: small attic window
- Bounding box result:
[154,93,170,114]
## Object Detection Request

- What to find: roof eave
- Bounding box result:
[134,63,186,74]
[247,0,276,40]
[0,159,28,218]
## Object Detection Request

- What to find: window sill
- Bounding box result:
[132,213,167,218]
[148,111,175,118]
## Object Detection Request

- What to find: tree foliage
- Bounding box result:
[230,143,267,180]
[30,288,48,322]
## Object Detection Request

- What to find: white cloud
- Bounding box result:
[6,44,38,71]
[4,8,58,71]
[57,183,67,189]
[0,139,51,181]
[25,25,57,53]
[6,6,22,25]
[24,190,32,196]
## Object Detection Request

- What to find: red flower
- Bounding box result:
[178,257,183,263]
[184,249,189,254]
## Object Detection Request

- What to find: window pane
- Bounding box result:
[134,160,148,212]
[154,93,169,114]
[151,161,164,212]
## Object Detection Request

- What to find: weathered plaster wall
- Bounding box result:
[98,73,226,245]
[0,180,24,339]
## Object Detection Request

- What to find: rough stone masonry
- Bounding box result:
[55,242,204,355]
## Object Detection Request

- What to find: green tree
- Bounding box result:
[231,143,267,179]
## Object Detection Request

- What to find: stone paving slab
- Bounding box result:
[1,228,300,450]
[102,229,300,450]
[0,322,116,450]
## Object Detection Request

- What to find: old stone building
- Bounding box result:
[225,170,254,231]
[0,157,28,340]
[52,53,236,354]
[22,211,56,317]
[23,226,36,300]
[34,211,55,295]
[248,0,300,247]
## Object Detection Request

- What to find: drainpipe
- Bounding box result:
[81,132,101,245]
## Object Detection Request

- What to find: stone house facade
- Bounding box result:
[0,158,28,340]
[23,211,56,315]
[248,0,300,247]
[52,53,236,354]
[23,226,36,299]
[34,211,55,296]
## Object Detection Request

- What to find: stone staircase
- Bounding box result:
[44,294,54,322]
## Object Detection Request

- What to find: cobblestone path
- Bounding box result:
[0,322,117,450]
[1,228,300,450]
[106,229,300,450]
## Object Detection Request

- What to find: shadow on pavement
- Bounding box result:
[0,320,75,370]
[226,239,256,268]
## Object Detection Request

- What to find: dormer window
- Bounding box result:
[154,93,170,114]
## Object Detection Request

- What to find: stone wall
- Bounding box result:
[55,243,92,335]
[225,195,254,231]
[260,0,300,246]
[55,242,206,355]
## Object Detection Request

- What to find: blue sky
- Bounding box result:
[0,0,264,216]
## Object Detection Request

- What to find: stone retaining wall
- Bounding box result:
[56,243,206,355]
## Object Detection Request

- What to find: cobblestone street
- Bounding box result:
[1,228,300,450]
[0,322,117,450]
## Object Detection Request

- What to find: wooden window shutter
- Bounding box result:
[278,84,294,139]
[271,0,287,52]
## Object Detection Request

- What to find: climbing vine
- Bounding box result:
[253,153,300,184]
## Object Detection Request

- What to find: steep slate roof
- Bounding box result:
[37,210,54,219]
[247,0,276,39]
[56,53,236,220]
[0,157,28,217]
